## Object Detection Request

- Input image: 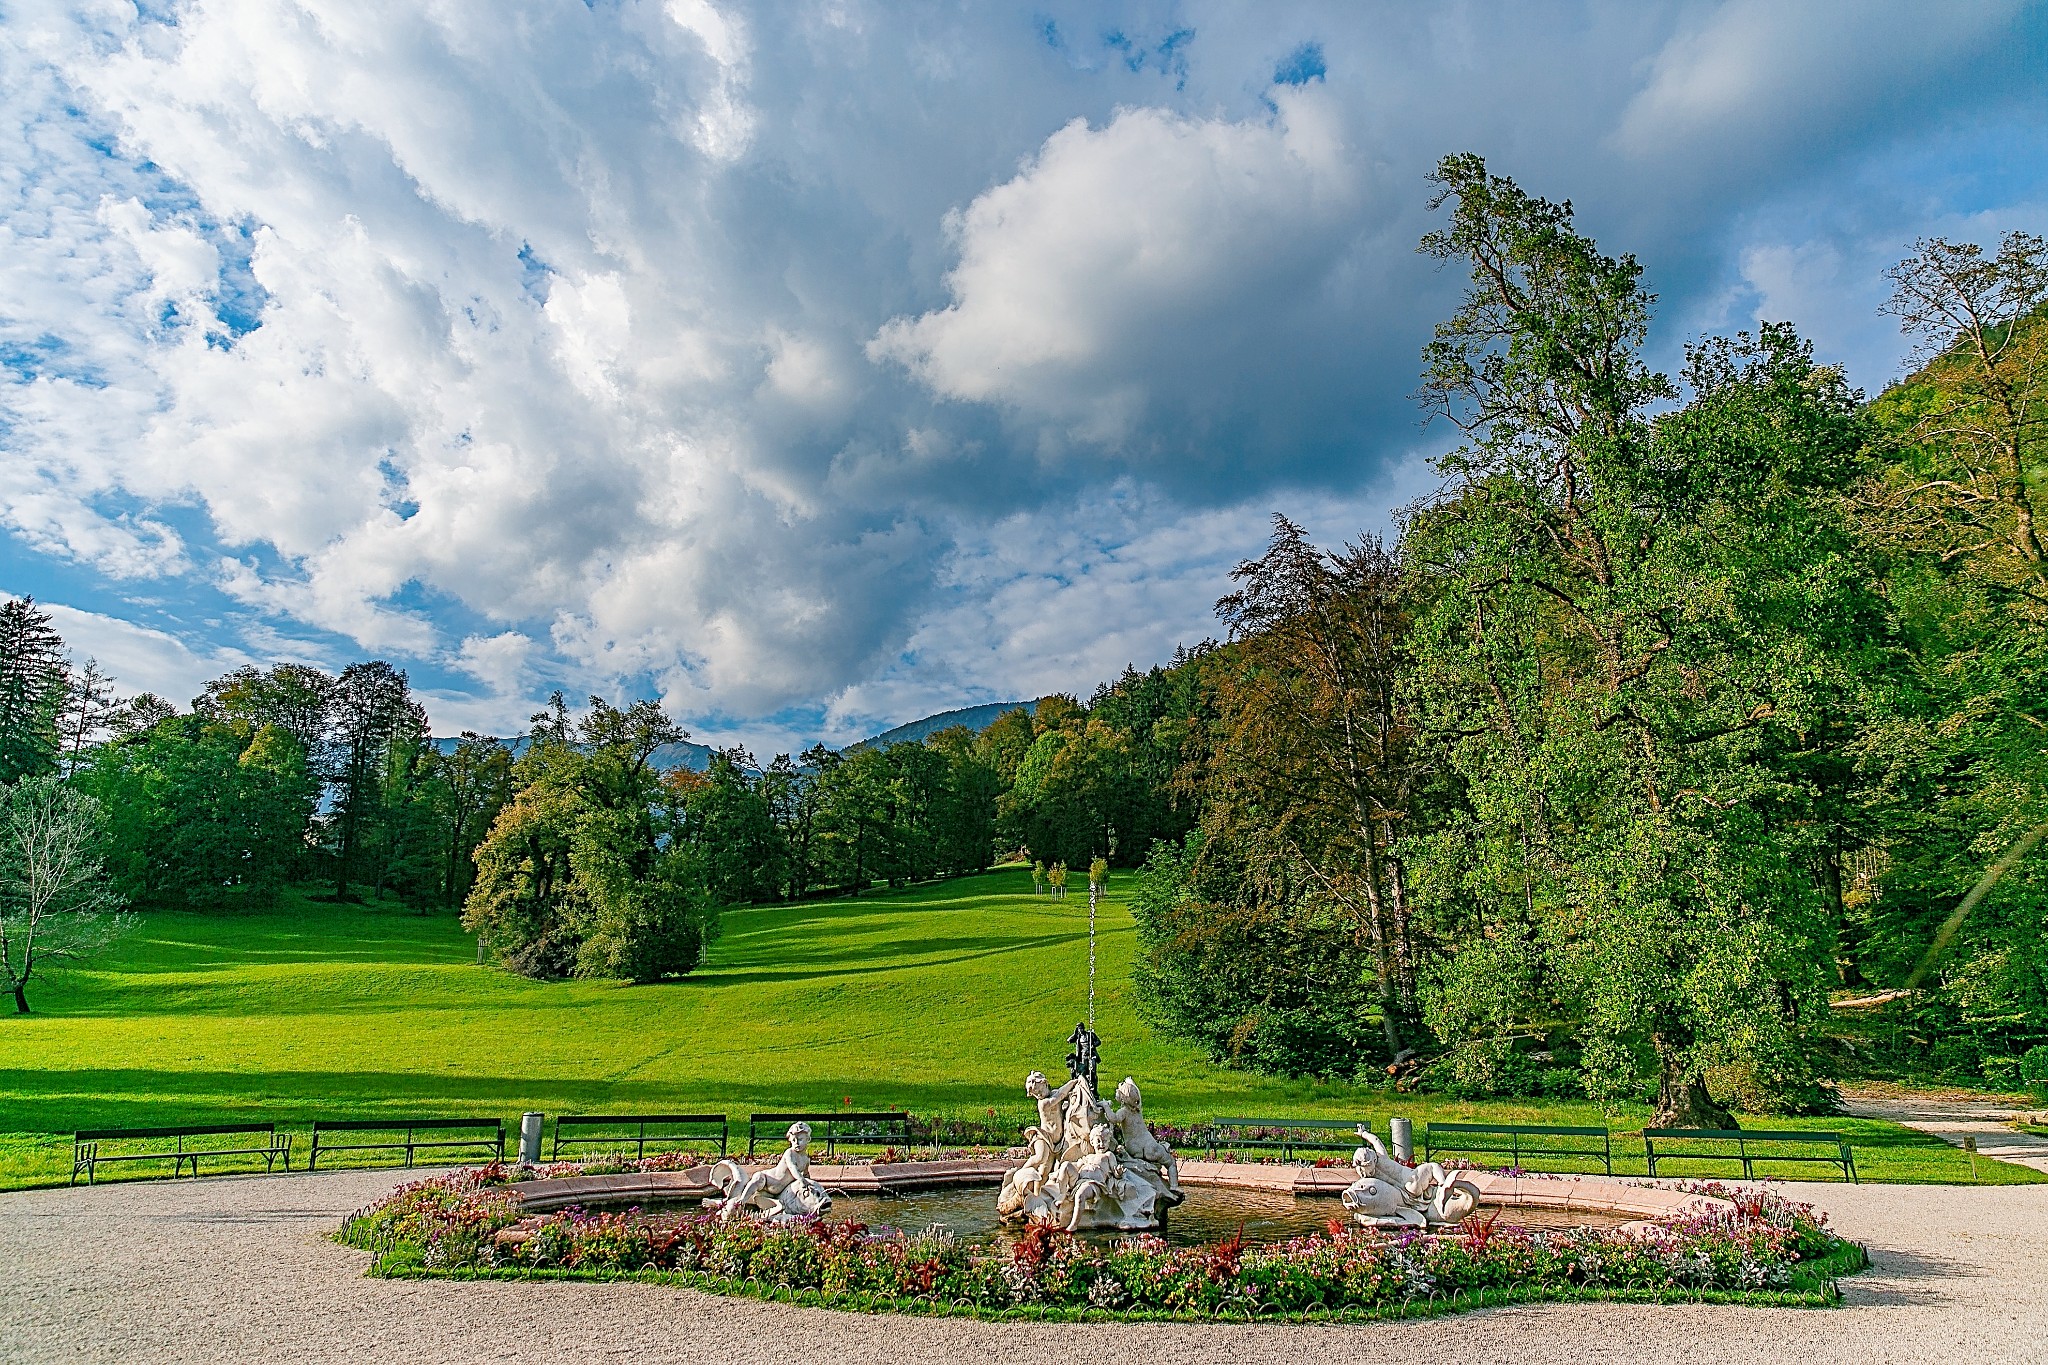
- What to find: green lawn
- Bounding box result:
[0,866,2033,1190]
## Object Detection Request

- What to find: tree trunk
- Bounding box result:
[12,983,27,1014]
[1652,1037,1737,1129]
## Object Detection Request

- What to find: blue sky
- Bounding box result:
[2,0,2045,754]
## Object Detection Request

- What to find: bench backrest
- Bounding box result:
[752,1111,909,1126]
[1429,1122,1610,1137]
[75,1124,274,1142]
[313,1118,503,1133]
[1643,1128,1844,1144]
[556,1113,726,1130]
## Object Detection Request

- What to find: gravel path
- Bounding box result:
[5,1168,2045,1364]
[1843,1087,2048,1173]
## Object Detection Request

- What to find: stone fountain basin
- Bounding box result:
[505,1158,1732,1234]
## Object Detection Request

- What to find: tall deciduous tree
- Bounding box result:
[1848,243,2048,1059]
[198,664,335,765]
[1871,232,2047,614]
[1402,155,1868,1123]
[1206,518,1422,1055]
[464,697,716,982]
[74,714,317,909]
[327,661,424,900]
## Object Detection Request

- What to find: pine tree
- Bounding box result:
[0,599,67,786]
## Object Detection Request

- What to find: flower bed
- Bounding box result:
[336,1164,1865,1320]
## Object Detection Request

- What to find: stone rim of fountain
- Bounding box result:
[504,1158,1735,1232]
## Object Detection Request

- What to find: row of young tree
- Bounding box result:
[1128,158,2048,1125]
[0,594,1209,993]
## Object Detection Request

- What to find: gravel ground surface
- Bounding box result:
[5,1167,2044,1364]
[1843,1089,2048,1173]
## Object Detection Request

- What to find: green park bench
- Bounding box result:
[551,1113,729,1161]
[1642,1128,1857,1182]
[71,1124,291,1185]
[1205,1117,1372,1161]
[307,1117,505,1170]
[746,1111,911,1158]
[1424,1122,1613,1174]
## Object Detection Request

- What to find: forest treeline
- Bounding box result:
[2,157,2041,1121]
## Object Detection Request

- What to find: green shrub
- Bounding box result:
[1982,1055,2025,1090]
[2022,1046,2048,1094]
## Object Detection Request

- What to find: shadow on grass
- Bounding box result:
[0,1067,1056,1136]
[699,931,1092,985]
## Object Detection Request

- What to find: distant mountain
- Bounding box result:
[849,699,1038,751]
[429,699,1036,774]
[428,734,716,772]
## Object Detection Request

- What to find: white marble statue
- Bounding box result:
[1340,1126,1480,1230]
[1108,1077,1182,1198]
[998,1071,1182,1231]
[706,1122,833,1223]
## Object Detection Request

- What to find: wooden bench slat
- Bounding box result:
[307,1118,505,1171]
[745,1111,911,1157]
[1205,1117,1372,1161]
[551,1113,729,1160]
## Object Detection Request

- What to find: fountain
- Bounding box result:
[997,1024,1185,1232]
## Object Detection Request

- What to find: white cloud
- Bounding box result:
[1614,0,2023,162]
[1,1,2041,749]
[35,599,253,706]
[871,87,1362,446]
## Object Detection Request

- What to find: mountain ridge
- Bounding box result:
[429,698,1041,771]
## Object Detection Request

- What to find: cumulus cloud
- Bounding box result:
[34,600,253,706]
[1,1,2042,746]
[1614,0,2026,168]
[871,87,1363,447]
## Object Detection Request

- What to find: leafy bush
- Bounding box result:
[1129,831,1382,1079]
[2023,1046,2048,1093]
[1982,1055,2025,1090]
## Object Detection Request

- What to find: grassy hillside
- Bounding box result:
[0,866,2032,1189]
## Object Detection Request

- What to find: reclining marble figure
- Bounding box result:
[1340,1126,1480,1229]
[707,1121,833,1223]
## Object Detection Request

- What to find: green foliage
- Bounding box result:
[0,597,66,786]
[463,696,717,983]
[1131,831,1379,1078]
[326,661,427,899]
[72,714,317,909]
[1001,657,1205,868]
[1399,157,1871,1121]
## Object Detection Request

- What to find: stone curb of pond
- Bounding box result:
[504,1159,1733,1224]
